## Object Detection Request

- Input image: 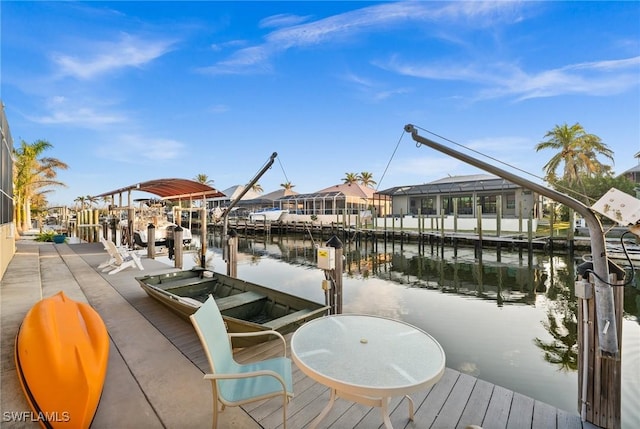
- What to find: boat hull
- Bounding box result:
[15,291,109,428]
[136,269,329,347]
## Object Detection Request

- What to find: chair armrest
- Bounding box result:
[204,369,288,391]
[228,330,287,357]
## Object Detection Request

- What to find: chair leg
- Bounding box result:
[212,394,219,429]
[282,392,288,429]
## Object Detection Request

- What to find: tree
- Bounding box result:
[342,172,359,185]
[194,173,214,186]
[358,172,376,188]
[280,182,295,191]
[13,139,68,232]
[535,123,614,202]
[251,183,263,194]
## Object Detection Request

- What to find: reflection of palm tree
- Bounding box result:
[533,260,578,371]
[533,313,578,371]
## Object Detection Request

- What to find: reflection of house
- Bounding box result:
[1,101,15,277]
[377,174,541,232]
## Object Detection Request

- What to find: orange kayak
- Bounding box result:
[15,291,109,428]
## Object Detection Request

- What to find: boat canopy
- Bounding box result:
[92,178,225,202]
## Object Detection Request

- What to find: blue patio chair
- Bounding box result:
[190,294,294,429]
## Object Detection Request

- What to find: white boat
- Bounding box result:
[249,208,289,222]
[133,220,192,248]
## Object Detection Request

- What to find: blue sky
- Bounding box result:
[2,1,639,206]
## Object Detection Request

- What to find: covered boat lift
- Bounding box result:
[89,178,225,266]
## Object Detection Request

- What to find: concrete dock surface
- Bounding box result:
[1,238,261,428]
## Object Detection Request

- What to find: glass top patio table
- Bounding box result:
[291,314,446,428]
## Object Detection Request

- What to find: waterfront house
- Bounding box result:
[276,183,391,224]
[620,152,640,198]
[376,174,542,233]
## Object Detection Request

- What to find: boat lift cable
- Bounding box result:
[377,128,406,192]
[413,125,596,205]
[277,156,290,185]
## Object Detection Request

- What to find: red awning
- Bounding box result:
[92,178,225,201]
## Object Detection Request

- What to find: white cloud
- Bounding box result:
[259,13,311,29]
[201,1,523,75]
[96,134,185,163]
[51,33,176,80]
[29,96,126,126]
[383,56,640,101]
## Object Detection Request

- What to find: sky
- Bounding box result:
[2,1,639,207]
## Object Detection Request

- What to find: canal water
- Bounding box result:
[179,232,639,428]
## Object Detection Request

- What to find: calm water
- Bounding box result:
[180,232,640,428]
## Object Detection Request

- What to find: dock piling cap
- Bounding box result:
[325,235,343,249]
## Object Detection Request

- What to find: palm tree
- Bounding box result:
[535,123,614,187]
[13,139,68,232]
[74,196,86,210]
[251,183,263,194]
[358,172,376,188]
[84,195,99,207]
[342,172,359,185]
[194,173,214,186]
[280,182,295,191]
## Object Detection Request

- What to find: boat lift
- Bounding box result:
[220,152,278,276]
[405,124,639,427]
[404,124,621,355]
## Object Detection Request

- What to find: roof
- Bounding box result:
[377,174,520,196]
[92,178,225,201]
[210,185,262,202]
[315,183,376,199]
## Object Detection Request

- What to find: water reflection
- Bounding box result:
[186,231,639,427]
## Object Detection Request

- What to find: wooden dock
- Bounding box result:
[210,220,594,252]
[1,240,598,428]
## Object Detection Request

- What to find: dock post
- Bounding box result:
[226,229,238,278]
[476,204,483,259]
[200,207,207,268]
[325,235,343,314]
[577,269,623,428]
[147,223,155,259]
[173,226,183,269]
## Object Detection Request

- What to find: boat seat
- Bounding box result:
[215,291,267,312]
[160,276,207,289]
[262,309,317,331]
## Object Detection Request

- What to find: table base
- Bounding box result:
[309,388,415,429]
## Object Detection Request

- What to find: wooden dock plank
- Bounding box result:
[532,400,561,429]
[483,385,514,429]
[507,392,534,429]
[456,378,493,429]
[432,372,477,428]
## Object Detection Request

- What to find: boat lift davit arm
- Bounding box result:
[404,124,619,357]
[221,152,277,237]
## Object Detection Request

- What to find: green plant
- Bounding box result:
[35,230,56,242]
